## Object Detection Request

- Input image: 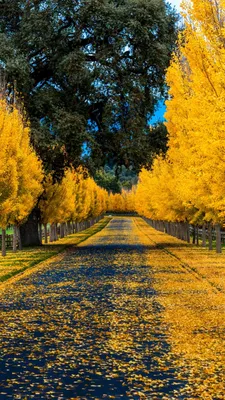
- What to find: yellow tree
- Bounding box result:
[39,169,75,242]
[0,100,18,251]
[0,99,43,255]
[39,167,107,242]
[136,0,225,252]
[39,174,56,243]
[8,115,43,251]
[57,168,76,238]
[75,173,92,226]
[165,0,225,250]
[107,189,136,214]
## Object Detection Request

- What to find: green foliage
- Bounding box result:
[0,0,177,175]
[94,168,122,194]
[94,165,138,193]
[148,122,168,156]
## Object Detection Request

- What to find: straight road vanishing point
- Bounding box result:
[0,217,225,399]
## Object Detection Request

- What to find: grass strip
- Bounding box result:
[0,217,111,284]
[135,217,225,294]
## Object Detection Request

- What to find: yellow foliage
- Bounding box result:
[136,0,225,225]
[0,99,43,228]
[39,167,108,224]
[108,188,136,213]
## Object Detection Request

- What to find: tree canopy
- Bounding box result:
[135,0,225,232]
[0,0,177,176]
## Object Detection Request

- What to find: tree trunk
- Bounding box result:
[76,222,79,232]
[50,224,54,242]
[19,229,22,250]
[186,223,190,243]
[20,208,41,247]
[192,225,195,244]
[64,222,68,236]
[44,224,48,244]
[208,224,213,250]
[60,223,64,238]
[13,225,17,252]
[54,224,58,241]
[67,221,71,235]
[182,223,186,240]
[202,223,206,247]
[2,229,6,257]
[215,224,222,254]
[196,225,199,246]
[39,223,42,245]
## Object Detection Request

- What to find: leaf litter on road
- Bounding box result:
[0,217,225,398]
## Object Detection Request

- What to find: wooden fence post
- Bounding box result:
[2,229,6,256]
[202,223,206,247]
[50,224,54,242]
[39,223,42,245]
[60,223,64,238]
[192,225,196,244]
[44,224,48,244]
[186,223,190,243]
[13,226,17,252]
[215,224,222,254]
[54,224,58,241]
[196,225,199,246]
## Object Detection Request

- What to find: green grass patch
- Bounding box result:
[0,217,111,284]
[0,227,14,235]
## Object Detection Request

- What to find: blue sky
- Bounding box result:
[169,0,181,11]
[150,0,182,125]
[150,101,166,125]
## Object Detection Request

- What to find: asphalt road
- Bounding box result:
[0,217,224,399]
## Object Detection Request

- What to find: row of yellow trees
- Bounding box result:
[0,97,109,255]
[39,168,108,244]
[107,189,136,213]
[135,0,225,252]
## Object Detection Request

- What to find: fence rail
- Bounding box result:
[0,235,13,248]
[0,216,103,249]
[144,218,224,253]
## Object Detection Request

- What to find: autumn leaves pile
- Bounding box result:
[136,0,225,230]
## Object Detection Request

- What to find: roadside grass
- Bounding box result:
[0,227,14,235]
[0,217,111,284]
[135,217,225,293]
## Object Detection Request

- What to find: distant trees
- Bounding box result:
[94,165,138,193]
[108,189,136,214]
[94,168,122,194]
[39,167,108,244]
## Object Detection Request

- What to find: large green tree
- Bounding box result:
[0,0,177,176]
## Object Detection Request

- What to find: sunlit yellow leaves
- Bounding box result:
[136,0,225,227]
[0,98,43,230]
[135,218,225,398]
[39,167,108,226]
[108,188,136,213]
